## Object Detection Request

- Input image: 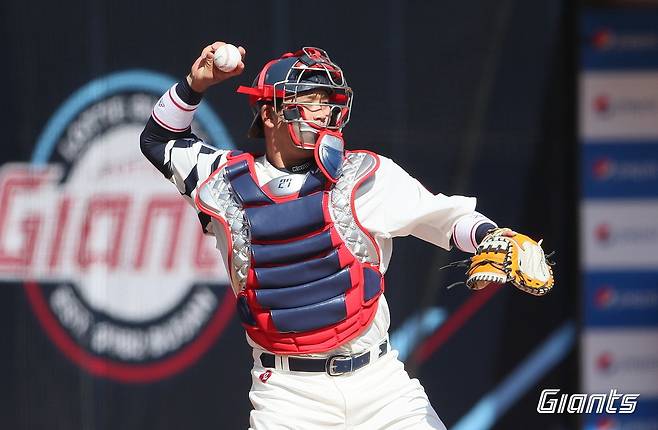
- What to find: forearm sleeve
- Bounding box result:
[140,78,204,178]
[139,78,229,234]
[449,212,497,253]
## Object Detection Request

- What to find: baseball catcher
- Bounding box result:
[140,41,554,429]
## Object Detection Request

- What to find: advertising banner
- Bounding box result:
[580,8,658,427]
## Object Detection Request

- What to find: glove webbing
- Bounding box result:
[439,258,507,290]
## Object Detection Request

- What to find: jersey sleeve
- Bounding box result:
[140,79,230,233]
[354,155,479,250]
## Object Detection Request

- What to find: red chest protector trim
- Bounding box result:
[195,151,383,354]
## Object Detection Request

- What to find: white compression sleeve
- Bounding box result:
[451,212,497,253]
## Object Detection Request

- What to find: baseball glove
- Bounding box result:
[444,228,555,296]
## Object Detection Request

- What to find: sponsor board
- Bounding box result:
[582,329,658,396]
[581,8,658,70]
[580,9,658,428]
[582,143,658,198]
[584,272,658,327]
[583,398,658,430]
[580,73,658,141]
[0,70,237,383]
[580,200,658,270]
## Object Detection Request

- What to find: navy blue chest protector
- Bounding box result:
[196,152,384,354]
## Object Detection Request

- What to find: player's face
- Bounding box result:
[285,89,332,127]
[291,89,331,148]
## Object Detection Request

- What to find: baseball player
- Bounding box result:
[140,41,553,429]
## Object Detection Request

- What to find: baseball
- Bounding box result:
[213,44,241,72]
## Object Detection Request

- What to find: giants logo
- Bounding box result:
[537,388,638,414]
[0,71,236,383]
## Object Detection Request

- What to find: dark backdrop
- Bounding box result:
[2,1,577,429]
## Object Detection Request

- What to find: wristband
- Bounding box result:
[451,212,497,253]
[151,82,200,132]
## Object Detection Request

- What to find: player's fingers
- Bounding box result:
[227,61,245,77]
[501,228,517,237]
[191,53,205,71]
[200,44,214,57]
[200,42,223,60]
[238,46,246,59]
[210,41,225,52]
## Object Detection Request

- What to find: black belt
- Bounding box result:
[260,340,388,376]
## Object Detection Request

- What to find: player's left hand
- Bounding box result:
[466,228,555,296]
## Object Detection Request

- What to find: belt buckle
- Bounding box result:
[326,355,352,376]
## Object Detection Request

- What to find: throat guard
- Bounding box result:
[195,151,383,354]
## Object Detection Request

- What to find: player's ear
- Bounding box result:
[261,104,277,130]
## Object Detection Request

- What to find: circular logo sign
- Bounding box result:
[0,70,236,383]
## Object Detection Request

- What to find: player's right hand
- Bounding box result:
[187,41,246,93]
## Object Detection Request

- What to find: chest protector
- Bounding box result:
[195,151,384,354]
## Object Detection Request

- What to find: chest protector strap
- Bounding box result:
[196,151,383,354]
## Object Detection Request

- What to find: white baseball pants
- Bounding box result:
[248,348,447,430]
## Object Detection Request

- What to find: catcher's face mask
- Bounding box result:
[274,73,352,150]
[237,47,353,150]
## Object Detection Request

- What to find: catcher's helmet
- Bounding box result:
[237,47,353,149]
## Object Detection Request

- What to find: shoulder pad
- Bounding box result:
[344,151,379,182]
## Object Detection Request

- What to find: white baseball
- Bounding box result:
[213,44,241,72]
